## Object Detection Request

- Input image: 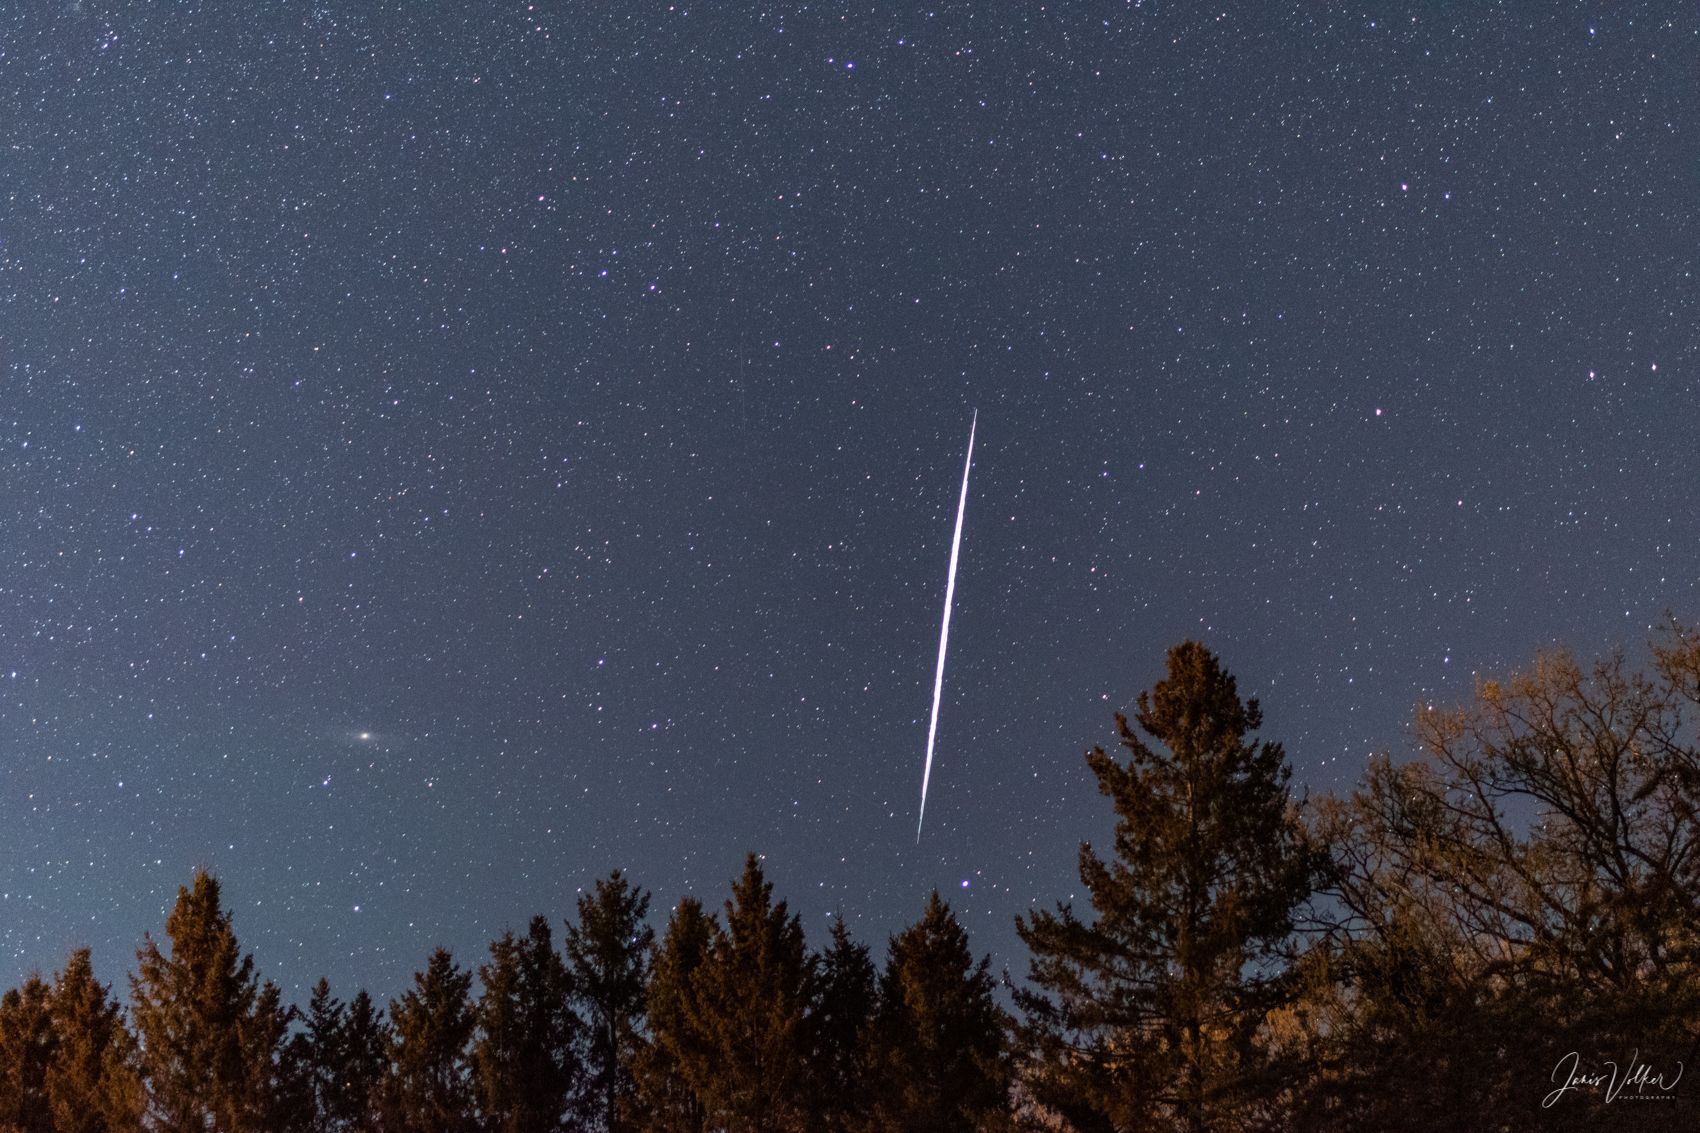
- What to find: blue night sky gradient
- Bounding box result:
[2,4,1696,1003]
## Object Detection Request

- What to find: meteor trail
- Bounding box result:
[917,409,976,843]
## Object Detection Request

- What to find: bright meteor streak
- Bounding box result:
[918,409,976,843]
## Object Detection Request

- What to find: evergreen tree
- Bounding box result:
[633,898,714,1133]
[130,871,295,1133]
[300,979,347,1133]
[475,916,577,1133]
[45,949,145,1133]
[334,991,389,1133]
[242,981,307,1132]
[678,854,813,1133]
[866,893,1009,1133]
[808,919,875,1133]
[385,947,477,1133]
[1016,643,1323,1133]
[564,871,653,1133]
[0,974,55,1133]
[295,987,387,1133]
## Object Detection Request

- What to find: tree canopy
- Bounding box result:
[1017,641,1324,1133]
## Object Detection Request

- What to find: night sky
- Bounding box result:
[3,4,1696,1004]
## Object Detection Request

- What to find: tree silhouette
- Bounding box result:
[1295,632,1700,1131]
[1017,643,1323,1133]
[130,871,296,1132]
[808,918,875,1133]
[866,892,1009,1133]
[298,979,388,1133]
[475,916,577,1133]
[634,896,713,1133]
[45,949,145,1133]
[385,947,478,1133]
[0,973,54,1133]
[334,990,389,1133]
[299,979,347,1133]
[565,870,653,1133]
[680,854,814,1133]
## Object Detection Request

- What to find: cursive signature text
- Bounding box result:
[1544,1049,1683,1108]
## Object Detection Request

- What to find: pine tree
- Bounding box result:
[633,897,714,1133]
[334,991,389,1133]
[0,974,55,1133]
[385,947,477,1133]
[298,988,388,1133]
[866,893,1009,1133]
[808,919,875,1133]
[564,870,653,1133]
[130,871,295,1132]
[300,979,347,1133]
[475,916,577,1133]
[242,981,307,1132]
[679,854,813,1133]
[46,949,145,1133]
[1016,643,1323,1133]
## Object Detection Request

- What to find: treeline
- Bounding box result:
[5,630,1700,1132]
[0,861,1001,1133]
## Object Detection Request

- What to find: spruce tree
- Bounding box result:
[334,990,390,1133]
[130,871,294,1132]
[0,974,55,1133]
[385,947,477,1133]
[679,853,813,1133]
[300,979,347,1133]
[475,916,577,1133]
[565,870,653,1133]
[809,919,875,1133]
[633,897,714,1133]
[866,893,1009,1133]
[45,949,145,1133]
[241,981,306,1131]
[295,987,387,1133]
[1016,642,1323,1133]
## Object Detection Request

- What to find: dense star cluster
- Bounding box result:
[2,4,1695,1003]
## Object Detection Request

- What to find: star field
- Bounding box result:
[2,4,1696,1001]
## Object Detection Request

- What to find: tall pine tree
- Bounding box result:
[1016,643,1323,1133]
[866,893,1009,1133]
[298,979,355,1133]
[565,870,653,1133]
[475,916,577,1133]
[808,919,875,1133]
[289,986,387,1133]
[0,974,54,1133]
[633,897,714,1133]
[241,981,306,1132]
[385,947,478,1133]
[45,949,145,1133]
[334,990,390,1133]
[130,871,295,1133]
[678,854,813,1133]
